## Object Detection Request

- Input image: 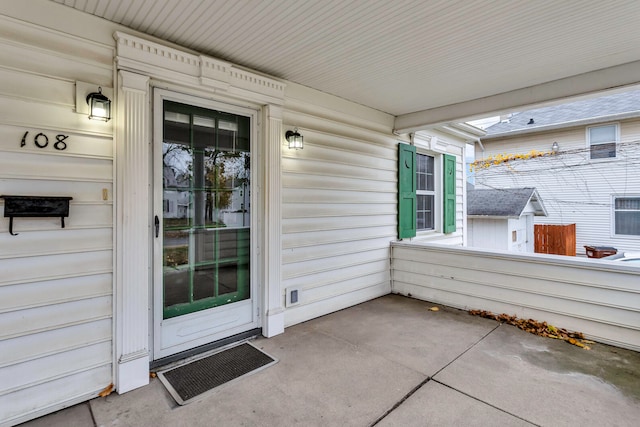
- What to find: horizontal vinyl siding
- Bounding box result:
[475,121,640,254]
[281,107,396,326]
[0,16,114,426]
[391,243,640,351]
[0,367,112,425]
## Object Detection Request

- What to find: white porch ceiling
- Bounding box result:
[51,0,640,130]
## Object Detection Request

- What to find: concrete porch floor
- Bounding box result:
[21,295,640,427]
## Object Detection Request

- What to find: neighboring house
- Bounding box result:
[162,165,189,219]
[467,187,547,252]
[0,5,481,425]
[474,89,640,255]
[221,184,250,228]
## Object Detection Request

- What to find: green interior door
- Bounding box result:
[161,100,251,319]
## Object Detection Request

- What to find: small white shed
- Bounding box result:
[467,188,547,252]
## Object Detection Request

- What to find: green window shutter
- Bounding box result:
[398,143,416,239]
[443,153,456,233]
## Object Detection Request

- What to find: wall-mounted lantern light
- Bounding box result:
[285,127,303,149]
[552,141,559,153]
[86,87,111,121]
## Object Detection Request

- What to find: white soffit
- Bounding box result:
[50,0,640,128]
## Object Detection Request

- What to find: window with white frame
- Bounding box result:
[588,123,618,159]
[397,143,456,239]
[416,153,435,231]
[614,197,640,236]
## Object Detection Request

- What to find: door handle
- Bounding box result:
[155,215,160,238]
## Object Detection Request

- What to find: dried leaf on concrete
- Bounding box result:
[98,383,114,397]
[468,309,591,349]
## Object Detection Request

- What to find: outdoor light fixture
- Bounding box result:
[285,127,303,149]
[86,87,111,121]
[552,141,559,153]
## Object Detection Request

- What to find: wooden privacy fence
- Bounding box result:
[534,224,576,256]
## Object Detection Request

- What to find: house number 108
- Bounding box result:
[20,131,68,151]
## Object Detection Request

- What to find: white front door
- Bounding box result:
[152,89,259,360]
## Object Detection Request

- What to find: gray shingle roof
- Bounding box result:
[485,89,640,135]
[468,187,546,217]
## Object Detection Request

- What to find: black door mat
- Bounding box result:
[157,342,277,405]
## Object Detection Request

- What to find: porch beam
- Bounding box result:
[394,60,640,134]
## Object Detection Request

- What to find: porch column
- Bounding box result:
[263,105,284,337]
[115,70,151,392]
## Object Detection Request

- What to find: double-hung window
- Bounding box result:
[397,143,456,239]
[588,123,618,159]
[416,154,435,231]
[614,197,640,236]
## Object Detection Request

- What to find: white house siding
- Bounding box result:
[392,243,640,352]
[0,14,113,426]
[468,219,508,250]
[475,120,640,255]
[468,216,533,252]
[279,99,470,326]
[281,84,397,326]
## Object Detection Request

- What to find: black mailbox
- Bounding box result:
[0,195,73,236]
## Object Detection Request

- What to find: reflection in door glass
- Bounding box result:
[162,101,251,319]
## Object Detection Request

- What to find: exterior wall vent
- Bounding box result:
[285,287,301,307]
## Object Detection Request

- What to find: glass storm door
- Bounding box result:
[153,91,257,359]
